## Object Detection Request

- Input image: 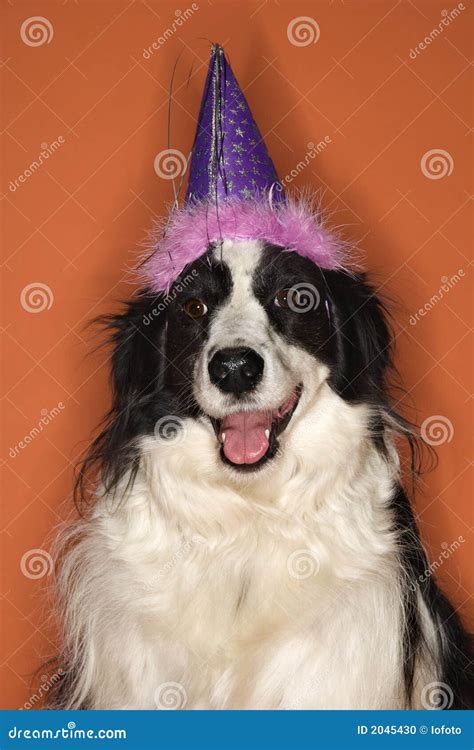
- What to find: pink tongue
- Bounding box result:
[221,411,272,465]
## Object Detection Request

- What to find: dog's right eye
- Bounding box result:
[183,298,208,320]
[274,289,290,308]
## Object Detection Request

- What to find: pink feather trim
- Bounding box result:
[141,196,347,292]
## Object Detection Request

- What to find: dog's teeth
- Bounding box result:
[264,429,270,439]
[221,432,226,443]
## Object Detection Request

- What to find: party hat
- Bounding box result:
[144,44,345,291]
[185,44,283,205]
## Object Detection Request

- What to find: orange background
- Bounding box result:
[1,0,472,709]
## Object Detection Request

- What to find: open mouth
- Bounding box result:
[210,385,302,471]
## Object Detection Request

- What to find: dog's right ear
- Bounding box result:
[108,289,168,412]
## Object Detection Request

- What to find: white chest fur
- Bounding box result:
[59,390,417,709]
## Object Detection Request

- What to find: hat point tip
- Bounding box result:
[211,42,225,56]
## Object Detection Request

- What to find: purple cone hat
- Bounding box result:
[144,44,345,292]
[185,44,284,205]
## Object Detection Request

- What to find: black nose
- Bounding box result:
[208,348,264,394]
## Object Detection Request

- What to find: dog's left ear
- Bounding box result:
[323,271,391,402]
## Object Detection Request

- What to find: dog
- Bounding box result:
[48,238,473,710]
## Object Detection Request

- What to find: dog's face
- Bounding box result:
[162,241,334,472]
[104,241,390,488]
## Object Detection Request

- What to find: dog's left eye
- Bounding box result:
[183,298,208,319]
[274,289,290,308]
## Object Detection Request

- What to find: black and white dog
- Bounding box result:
[51,240,472,709]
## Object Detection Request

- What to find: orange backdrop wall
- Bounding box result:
[1,0,472,709]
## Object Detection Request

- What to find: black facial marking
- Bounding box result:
[162,247,233,392]
[253,244,333,367]
[254,244,391,405]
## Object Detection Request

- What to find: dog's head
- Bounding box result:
[84,240,394,500]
